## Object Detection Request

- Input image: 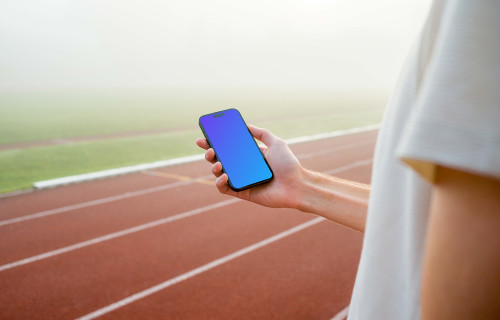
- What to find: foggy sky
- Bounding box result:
[0,0,431,91]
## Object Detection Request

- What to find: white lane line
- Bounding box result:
[297,140,373,160]
[331,305,349,320]
[76,217,325,320]
[32,124,379,190]
[0,175,213,227]
[286,124,379,145]
[32,154,205,189]
[0,198,240,272]
[325,159,373,175]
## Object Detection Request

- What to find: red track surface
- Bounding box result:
[0,130,377,320]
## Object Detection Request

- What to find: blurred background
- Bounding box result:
[0,0,432,194]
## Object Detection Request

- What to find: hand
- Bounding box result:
[195,125,304,209]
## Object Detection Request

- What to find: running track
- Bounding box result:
[0,129,377,320]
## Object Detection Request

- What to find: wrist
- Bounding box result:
[292,167,320,212]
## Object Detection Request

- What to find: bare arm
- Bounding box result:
[421,165,500,319]
[196,125,369,232]
[295,169,369,232]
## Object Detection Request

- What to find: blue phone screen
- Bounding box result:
[199,109,273,190]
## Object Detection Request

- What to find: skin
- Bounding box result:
[195,124,500,318]
[421,165,500,319]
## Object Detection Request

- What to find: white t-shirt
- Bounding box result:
[348,1,500,319]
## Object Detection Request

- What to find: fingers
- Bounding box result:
[211,162,223,178]
[196,138,210,150]
[197,138,218,165]
[204,148,217,164]
[248,125,278,147]
[215,173,228,190]
[215,173,239,197]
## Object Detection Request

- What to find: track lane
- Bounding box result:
[0,173,174,220]
[0,181,228,265]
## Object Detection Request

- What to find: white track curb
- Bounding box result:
[33,124,380,189]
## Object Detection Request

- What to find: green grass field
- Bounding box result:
[0,87,387,194]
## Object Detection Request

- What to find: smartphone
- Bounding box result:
[199,108,274,191]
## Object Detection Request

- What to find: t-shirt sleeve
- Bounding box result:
[396,1,500,183]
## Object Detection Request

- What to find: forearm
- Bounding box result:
[294,168,370,232]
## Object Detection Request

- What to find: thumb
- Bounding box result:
[248,125,278,147]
